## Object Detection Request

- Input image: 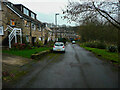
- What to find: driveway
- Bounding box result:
[14,43,118,88]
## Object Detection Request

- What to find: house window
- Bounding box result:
[31,13,35,19]
[45,23,47,27]
[31,23,36,30]
[26,35,29,42]
[23,8,29,16]
[38,25,41,31]
[10,19,15,26]
[24,20,29,27]
[11,3,13,7]
[47,37,51,41]
[42,37,44,41]
[39,37,42,41]
[0,26,4,35]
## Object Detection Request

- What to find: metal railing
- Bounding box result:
[5,25,22,48]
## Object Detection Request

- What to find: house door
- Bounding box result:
[2,32,10,46]
[32,37,36,46]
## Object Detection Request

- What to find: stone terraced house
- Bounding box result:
[0,1,55,48]
[43,23,56,42]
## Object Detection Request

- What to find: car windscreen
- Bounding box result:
[55,43,64,46]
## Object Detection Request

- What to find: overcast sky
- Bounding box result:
[7,0,116,26]
[8,0,80,26]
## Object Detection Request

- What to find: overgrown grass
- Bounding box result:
[81,45,119,65]
[2,70,27,83]
[2,47,52,58]
[2,62,34,87]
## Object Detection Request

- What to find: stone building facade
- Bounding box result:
[1,1,23,46]
[0,1,44,47]
[42,23,55,44]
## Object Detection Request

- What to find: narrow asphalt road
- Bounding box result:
[15,43,119,88]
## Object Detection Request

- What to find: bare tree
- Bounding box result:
[62,0,120,52]
[62,0,120,29]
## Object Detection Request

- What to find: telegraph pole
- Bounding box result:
[55,13,59,41]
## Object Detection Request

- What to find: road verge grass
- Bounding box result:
[80,45,120,66]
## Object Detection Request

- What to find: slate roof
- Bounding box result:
[3,1,42,25]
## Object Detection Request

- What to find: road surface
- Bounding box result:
[15,43,119,88]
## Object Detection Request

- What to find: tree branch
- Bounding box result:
[92,2,120,30]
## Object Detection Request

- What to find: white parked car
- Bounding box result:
[72,41,76,44]
[53,42,65,53]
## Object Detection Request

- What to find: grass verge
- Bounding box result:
[2,64,30,88]
[2,47,52,58]
[80,45,119,66]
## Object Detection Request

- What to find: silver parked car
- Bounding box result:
[53,42,65,53]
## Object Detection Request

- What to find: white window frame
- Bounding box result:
[23,8,29,16]
[0,26,4,35]
[39,37,42,41]
[31,13,35,19]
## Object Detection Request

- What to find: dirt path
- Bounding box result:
[2,52,62,88]
[2,53,36,87]
[2,53,33,67]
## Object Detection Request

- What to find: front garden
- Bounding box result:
[2,47,52,58]
[2,42,53,58]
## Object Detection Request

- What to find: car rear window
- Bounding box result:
[55,43,64,46]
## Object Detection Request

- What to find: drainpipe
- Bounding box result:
[20,17,24,44]
[30,20,32,45]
